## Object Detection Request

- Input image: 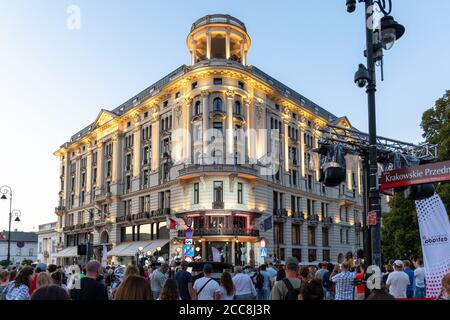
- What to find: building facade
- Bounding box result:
[0,230,38,265]
[36,222,59,265]
[54,14,366,266]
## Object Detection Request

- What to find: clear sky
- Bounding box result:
[1,0,449,232]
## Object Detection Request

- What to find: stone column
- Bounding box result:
[244,98,252,162]
[183,97,193,163]
[201,90,209,161]
[86,143,92,198]
[284,121,289,172]
[206,31,211,60]
[96,142,103,189]
[226,89,234,164]
[191,39,197,65]
[225,30,231,59]
[64,154,70,205]
[313,124,320,182]
[111,133,120,184]
[299,117,306,178]
[132,119,141,191]
[240,40,245,64]
[151,113,160,172]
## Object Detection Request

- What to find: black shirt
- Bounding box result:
[72,277,108,301]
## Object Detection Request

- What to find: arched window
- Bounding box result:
[234,100,241,115]
[213,97,223,112]
[194,101,201,116]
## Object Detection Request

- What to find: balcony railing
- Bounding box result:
[55,206,66,215]
[85,221,94,228]
[323,216,333,225]
[273,209,288,217]
[355,222,362,230]
[191,14,247,32]
[179,164,258,178]
[292,211,305,220]
[212,201,224,209]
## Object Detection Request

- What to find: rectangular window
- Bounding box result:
[213,181,223,203]
[292,224,301,245]
[308,249,317,262]
[193,183,199,204]
[126,175,131,191]
[237,183,243,204]
[274,222,284,244]
[273,191,279,210]
[291,195,296,212]
[213,121,223,135]
[322,228,329,247]
[340,229,344,244]
[323,249,330,262]
[308,226,316,246]
[213,78,222,85]
[238,81,245,89]
[292,248,302,262]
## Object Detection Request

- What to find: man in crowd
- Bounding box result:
[414,259,426,298]
[232,266,256,300]
[150,263,169,300]
[270,257,301,300]
[386,260,410,299]
[254,264,272,300]
[315,261,328,282]
[192,263,220,300]
[175,260,195,300]
[72,260,108,300]
[331,262,355,300]
[403,260,415,298]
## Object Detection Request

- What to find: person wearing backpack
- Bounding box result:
[254,264,271,300]
[270,257,301,300]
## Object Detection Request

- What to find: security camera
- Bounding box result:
[346,0,357,13]
[354,64,370,88]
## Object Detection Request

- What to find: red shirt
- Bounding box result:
[355,272,365,294]
[28,273,38,296]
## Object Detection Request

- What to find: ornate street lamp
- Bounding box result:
[346,0,405,267]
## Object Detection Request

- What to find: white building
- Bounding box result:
[37,222,59,265]
[0,230,38,265]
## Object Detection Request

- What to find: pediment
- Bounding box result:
[93,109,117,128]
[331,116,353,129]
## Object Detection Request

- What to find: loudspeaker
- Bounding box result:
[77,244,87,256]
[323,166,346,187]
[404,184,435,201]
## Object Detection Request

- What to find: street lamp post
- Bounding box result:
[1,185,14,264]
[347,0,405,267]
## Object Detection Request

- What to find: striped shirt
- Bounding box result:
[5,283,30,300]
[331,271,355,300]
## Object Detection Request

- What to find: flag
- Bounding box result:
[263,217,272,231]
[167,217,177,230]
[0,232,5,240]
[415,194,450,298]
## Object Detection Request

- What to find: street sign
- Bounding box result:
[185,256,193,262]
[368,211,377,226]
[260,248,267,258]
[185,227,193,239]
[380,160,450,194]
[17,241,24,248]
[186,218,192,228]
[183,244,194,257]
[185,239,193,245]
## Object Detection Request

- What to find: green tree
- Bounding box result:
[21,259,33,266]
[421,90,450,210]
[382,193,421,261]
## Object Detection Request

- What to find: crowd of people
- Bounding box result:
[0,257,449,301]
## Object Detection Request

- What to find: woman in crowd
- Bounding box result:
[159,278,180,300]
[215,272,235,300]
[124,264,140,279]
[354,264,366,300]
[298,279,324,300]
[299,267,310,283]
[276,269,286,282]
[0,270,10,300]
[31,285,71,300]
[5,266,34,300]
[114,275,152,300]
[36,272,53,289]
[51,271,69,293]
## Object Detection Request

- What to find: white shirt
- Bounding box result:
[232,273,256,296]
[193,277,220,300]
[386,271,410,298]
[414,267,426,288]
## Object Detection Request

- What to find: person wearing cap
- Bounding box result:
[175,260,195,300]
[28,262,47,296]
[270,257,301,300]
[192,263,220,300]
[232,266,257,300]
[386,260,410,299]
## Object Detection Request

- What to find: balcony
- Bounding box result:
[95,191,111,203]
[355,222,362,231]
[273,209,288,221]
[178,164,258,180]
[292,211,305,221]
[54,206,66,216]
[152,208,171,217]
[191,14,247,32]
[63,225,75,232]
[323,216,333,226]
[43,250,49,258]
[116,215,127,223]
[193,228,259,237]
[85,221,95,229]
[136,211,150,220]
[307,213,319,226]
[212,201,224,209]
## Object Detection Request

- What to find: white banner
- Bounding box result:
[415,194,450,298]
[101,244,108,268]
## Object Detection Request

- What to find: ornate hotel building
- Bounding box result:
[54,14,366,266]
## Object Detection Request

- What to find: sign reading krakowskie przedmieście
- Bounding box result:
[380,160,450,194]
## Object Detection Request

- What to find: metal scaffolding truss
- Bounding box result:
[318,124,438,160]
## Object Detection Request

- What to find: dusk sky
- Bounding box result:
[1,0,449,232]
